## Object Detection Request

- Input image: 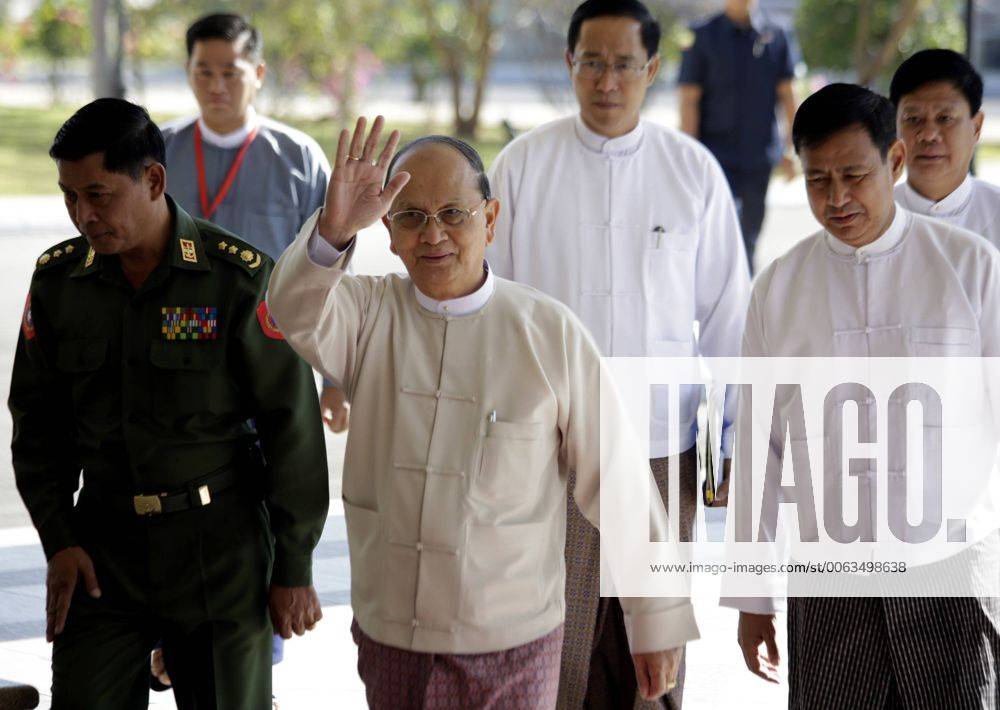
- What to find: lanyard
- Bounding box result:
[194,121,259,220]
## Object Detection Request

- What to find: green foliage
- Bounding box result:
[132,0,394,118]
[0,105,508,195]
[24,0,89,60]
[796,0,964,84]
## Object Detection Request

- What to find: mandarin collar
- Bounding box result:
[826,203,909,258]
[900,174,974,218]
[574,113,644,157]
[414,262,495,316]
[197,106,258,149]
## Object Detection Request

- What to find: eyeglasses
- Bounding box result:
[388,200,487,231]
[571,58,653,81]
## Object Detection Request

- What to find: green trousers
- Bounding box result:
[51,486,274,710]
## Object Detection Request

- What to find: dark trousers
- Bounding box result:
[723,167,772,274]
[50,486,274,710]
[581,449,697,710]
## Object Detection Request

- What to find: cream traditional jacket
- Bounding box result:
[267,211,700,654]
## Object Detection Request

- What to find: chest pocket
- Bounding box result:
[644,227,697,343]
[473,420,553,508]
[906,327,978,356]
[56,338,110,415]
[149,341,222,370]
[57,338,108,373]
[149,341,225,417]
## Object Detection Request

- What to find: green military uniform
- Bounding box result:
[9,196,328,710]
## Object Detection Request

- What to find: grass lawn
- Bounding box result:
[0,105,512,195]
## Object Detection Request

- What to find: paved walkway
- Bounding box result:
[0,505,788,710]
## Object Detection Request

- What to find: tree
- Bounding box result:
[0,3,23,78]
[131,0,387,124]
[24,0,89,104]
[796,0,965,86]
[415,0,502,139]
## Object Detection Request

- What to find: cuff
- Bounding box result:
[307,224,354,267]
[271,550,314,588]
[38,518,77,560]
[621,600,700,653]
[719,596,785,614]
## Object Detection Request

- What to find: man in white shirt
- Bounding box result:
[731,83,1000,710]
[267,117,698,708]
[487,1,750,706]
[891,48,1000,248]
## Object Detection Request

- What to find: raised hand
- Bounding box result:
[317,115,410,249]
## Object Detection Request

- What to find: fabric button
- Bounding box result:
[864,327,872,334]
[435,391,442,399]
[411,619,420,628]
[415,542,423,552]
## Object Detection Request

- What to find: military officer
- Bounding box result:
[9,98,329,709]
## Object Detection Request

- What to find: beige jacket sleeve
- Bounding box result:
[266,209,382,398]
[557,310,701,653]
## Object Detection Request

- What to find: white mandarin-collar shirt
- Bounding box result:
[895,175,1000,250]
[725,204,1000,614]
[308,228,495,316]
[196,105,258,148]
[487,114,751,458]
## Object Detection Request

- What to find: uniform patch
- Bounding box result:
[256,301,284,340]
[161,306,218,340]
[179,238,198,263]
[85,248,95,268]
[21,293,35,340]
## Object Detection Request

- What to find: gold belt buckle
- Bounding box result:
[133,493,164,516]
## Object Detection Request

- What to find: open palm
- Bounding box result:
[318,115,411,249]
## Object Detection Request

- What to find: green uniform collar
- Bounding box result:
[71,196,212,279]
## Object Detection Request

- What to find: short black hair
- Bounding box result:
[49,98,165,180]
[792,83,897,158]
[889,49,983,115]
[386,135,492,200]
[567,0,661,60]
[186,13,262,64]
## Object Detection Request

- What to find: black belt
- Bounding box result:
[130,465,241,516]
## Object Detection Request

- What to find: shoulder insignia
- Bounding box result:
[256,301,284,340]
[21,293,35,340]
[206,232,267,276]
[35,237,87,272]
[179,238,198,264]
